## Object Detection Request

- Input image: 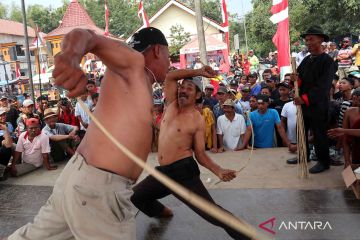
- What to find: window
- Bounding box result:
[55,43,59,48]
[51,43,54,49]
[15,45,25,56]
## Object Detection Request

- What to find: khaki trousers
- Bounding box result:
[9,152,136,240]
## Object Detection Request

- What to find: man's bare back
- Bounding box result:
[158,101,203,166]
[53,28,169,181]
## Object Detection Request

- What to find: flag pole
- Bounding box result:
[241,0,249,53]
[36,27,42,97]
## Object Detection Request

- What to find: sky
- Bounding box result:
[3,0,253,17]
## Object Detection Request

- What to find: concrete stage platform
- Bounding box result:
[1,148,359,239]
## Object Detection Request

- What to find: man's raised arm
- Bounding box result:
[53,29,144,97]
[165,66,216,104]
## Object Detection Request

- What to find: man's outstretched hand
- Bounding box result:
[198,66,217,78]
[216,168,237,182]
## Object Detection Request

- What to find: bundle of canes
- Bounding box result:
[291,57,309,178]
[77,99,268,240]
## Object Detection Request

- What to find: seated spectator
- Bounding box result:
[237,95,293,150]
[248,73,261,96]
[16,99,39,137]
[196,101,217,153]
[0,122,13,181]
[217,99,246,151]
[42,109,79,162]
[337,77,354,127]
[58,98,79,127]
[0,107,14,137]
[10,118,56,177]
[203,84,218,111]
[1,94,19,129]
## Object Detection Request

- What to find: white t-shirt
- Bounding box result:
[217,113,246,150]
[75,101,91,130]
[15,132,51,167]
[281,101,297,144]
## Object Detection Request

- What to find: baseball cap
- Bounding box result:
[0,107,7,115]
[43,109,57,120]
[256,94,270,103]
[217,86,228,94]
[205,84,214,90]
[25,118,39,127]
[184,77,203,92]
[128,27,168,52]
[222,99,235,107]
[22,99,34,107]
[276,82,291,89]
[349,71,360,79]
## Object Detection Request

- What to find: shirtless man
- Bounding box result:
[328,88,360,166]
[7,27,169,240]
[131,67,249,240]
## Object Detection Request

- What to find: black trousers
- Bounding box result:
[0,146,12,167]
[131,157,249,240]
[303,107,330,166]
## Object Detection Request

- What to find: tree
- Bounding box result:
[0,3,7,19]
[9,3,23,23]
[169,24,191,57]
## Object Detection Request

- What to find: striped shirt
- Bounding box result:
[338,100,352,127]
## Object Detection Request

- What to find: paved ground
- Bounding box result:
[1,148,359,239]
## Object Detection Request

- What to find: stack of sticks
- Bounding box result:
[291,57,309,178]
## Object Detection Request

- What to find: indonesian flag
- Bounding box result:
[270,0,291,79]
[15,63,21,78]
[220,0,230,52]
[104,0,110,36]
[138,1,150,28]
[31,26,44,47]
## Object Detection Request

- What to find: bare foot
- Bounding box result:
[158,207,174,218]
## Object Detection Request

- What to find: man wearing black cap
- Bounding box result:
[288,25,335,173]
[8,27,170,239]
[131,66,248,240]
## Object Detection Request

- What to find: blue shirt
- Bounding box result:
[250,109,280,148]
[250,84,261,96]
[0,122,14,137]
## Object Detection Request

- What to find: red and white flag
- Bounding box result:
[138,1,150,28]
[104,0,110,36]
[270,0,291,79]
[220,0,230,52]
[15,63,21,78]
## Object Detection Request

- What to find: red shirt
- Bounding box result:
[58,110,79,127]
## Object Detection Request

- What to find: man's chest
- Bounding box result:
[253,114,275,128]
[161,112,196,136]
[23,138,42,153]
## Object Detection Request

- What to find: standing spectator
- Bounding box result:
[10,118,56,177]
[261,86,272,97]
[75,93,91,137]
[283,73,292,85]
[248,73,261,96]
[86,80,97,107]
[237,95,291,150]
[281,101,297,149]
[296,46,309,67]
[262,69,272,82]
[249,95,258,112]
[219,58,230,75]
[213,86,228,120]
[229,79,241,100]
[35,95,49,128]
[352,38,360,68]
[203,84,218,110]
[90,93,99,112]
[209,59,218,69]
[217,99,246,151]
[16,99,39,137]
[337,78,354,127]
[242,55,250,75]
[238,74,248,91]
[42,109,79,162]
[248,50,259,73]
[328,42,339,61]
[292,26,335,173]
[0,122,13,181]
[57,98,79,127]
[265,76,280,100]
[238,85,251,112]
[196,101,217,152]
[271,83,292,116]
[193,56,203,69]
[337,37,353,80]
[0,95,19,129]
